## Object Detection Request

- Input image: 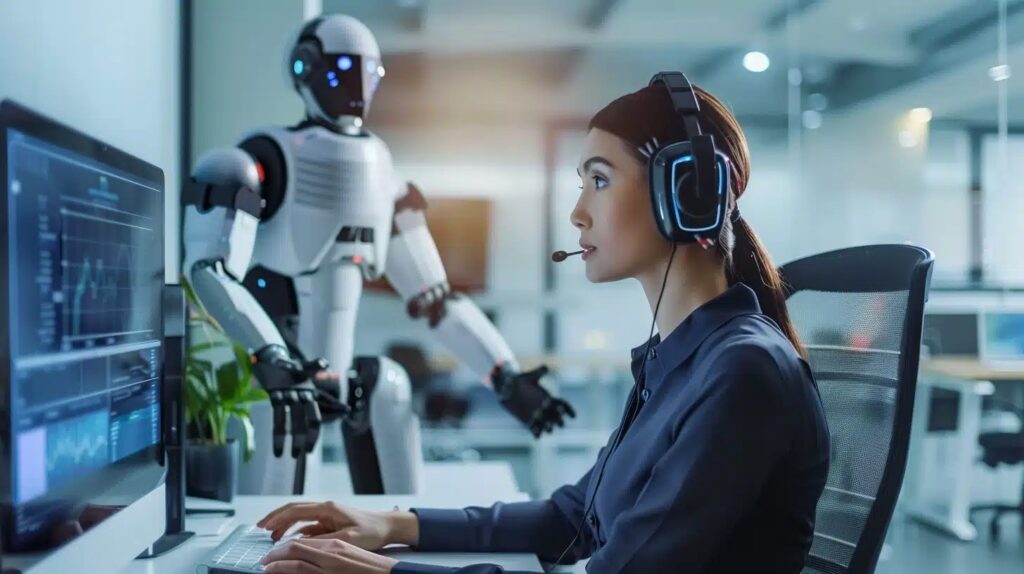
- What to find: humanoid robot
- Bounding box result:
[181,14,573,494]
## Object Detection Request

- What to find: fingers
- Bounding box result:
[263,560,317,574]
[296,524,332,537]
[262,502,351,541]
[258,501,304,529]
[262,540,334,570]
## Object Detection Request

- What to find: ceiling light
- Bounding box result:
[989,64,1012,82]
[909,107,933,124]
[743,51,770,73]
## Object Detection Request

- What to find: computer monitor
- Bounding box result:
[0,101,166,572]
[981,311,1024,363]
[921,312,980,357]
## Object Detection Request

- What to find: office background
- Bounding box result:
[1,1,1022,572]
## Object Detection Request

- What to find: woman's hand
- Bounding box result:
[257,501,419,550]
[261,538,398,574]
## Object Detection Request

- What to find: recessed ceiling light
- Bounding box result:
[743,51,770,73]
[909,107,933,124]
[989,64,1012,82]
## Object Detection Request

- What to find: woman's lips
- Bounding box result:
[581,246,596,260]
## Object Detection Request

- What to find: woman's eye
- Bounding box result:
[593,175,608,190]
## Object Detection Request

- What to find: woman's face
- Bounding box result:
[571,128,668,283]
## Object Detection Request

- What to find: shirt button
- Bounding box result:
[587,513,596,525]
[648,348,657,359]
[641,388,651,402]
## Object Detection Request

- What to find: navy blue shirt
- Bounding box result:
[395,283,830,574]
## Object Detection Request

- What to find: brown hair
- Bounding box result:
[588,83,805,357]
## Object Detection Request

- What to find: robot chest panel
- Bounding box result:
[286,130,391,225]
[255,128,394,274]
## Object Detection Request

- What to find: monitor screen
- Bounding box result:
[921,312,979,357]
[983,312,1024,361]
[0,101,164,551]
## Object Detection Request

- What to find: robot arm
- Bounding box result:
[384,183,575,437]
[182,148,328,457]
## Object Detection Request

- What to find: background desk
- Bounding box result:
[904,358,1024,540]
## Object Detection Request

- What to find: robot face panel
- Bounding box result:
[291,48,386,120]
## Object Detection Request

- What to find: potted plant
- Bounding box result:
[182,278,267,502]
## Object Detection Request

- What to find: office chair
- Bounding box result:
[970,415,1024,541]
[780,244,934,574]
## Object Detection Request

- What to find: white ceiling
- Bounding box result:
[320,0,1022,127]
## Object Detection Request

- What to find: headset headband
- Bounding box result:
[649,72,703,140]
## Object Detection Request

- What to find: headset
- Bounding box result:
[645,71,731,246]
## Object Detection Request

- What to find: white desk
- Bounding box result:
[123,493,540,573]
[307,462,521,499]
[904,359,1024,541]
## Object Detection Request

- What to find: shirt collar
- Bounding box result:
[629,282,763,386]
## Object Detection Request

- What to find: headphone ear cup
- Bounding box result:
[674,162,719,219]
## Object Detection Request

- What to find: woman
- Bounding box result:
[257,77,831,574]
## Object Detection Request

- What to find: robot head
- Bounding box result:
[286,15,385,124]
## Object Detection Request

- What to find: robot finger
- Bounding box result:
[271,391,287,458]
[285,390,307,458]
[303,394,322,454]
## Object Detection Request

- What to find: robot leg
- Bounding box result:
[342,356,422,495]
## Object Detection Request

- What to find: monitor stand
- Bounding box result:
[137,285,195,559]
[136,531,195,559]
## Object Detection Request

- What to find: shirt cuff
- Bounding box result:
[391,561,457,574]
[410,508,476,552]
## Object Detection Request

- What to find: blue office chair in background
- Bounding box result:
[781,244,935,574]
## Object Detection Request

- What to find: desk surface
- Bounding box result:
[922,358,1024,381]
[122,493,539,574]
[308,461,521,498]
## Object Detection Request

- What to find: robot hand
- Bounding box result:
[310,369,350,424]
[490,364,576,437]
[252,344,326,458]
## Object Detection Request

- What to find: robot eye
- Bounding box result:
[293,60,304,75]
[337,56,352,71]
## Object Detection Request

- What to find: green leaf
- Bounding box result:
[240,385,269,404]
[216,361,241,402]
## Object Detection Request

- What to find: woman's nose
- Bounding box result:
[570,197,590,230]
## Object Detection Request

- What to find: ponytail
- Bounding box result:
[727,215,806,358]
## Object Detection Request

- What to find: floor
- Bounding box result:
[877,511,1023,573]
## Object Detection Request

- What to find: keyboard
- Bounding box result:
[197,525,280,573]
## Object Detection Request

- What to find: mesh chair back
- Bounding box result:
[782,245,934,574]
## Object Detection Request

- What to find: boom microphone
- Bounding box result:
[551,249,584,262]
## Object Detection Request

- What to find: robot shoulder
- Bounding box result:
[236,128,290,221]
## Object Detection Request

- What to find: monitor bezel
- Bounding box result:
[0,99,165,552]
